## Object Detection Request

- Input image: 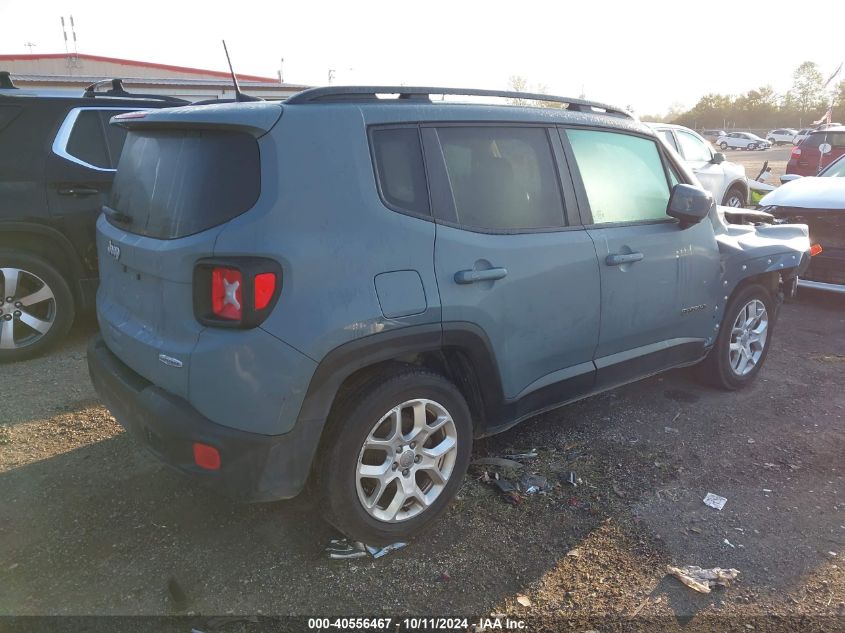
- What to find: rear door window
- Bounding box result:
[435,126,565,231]
[108,129,260,239]
[566,129,671,224]
[676,130,712,162]
[66,111,110,169]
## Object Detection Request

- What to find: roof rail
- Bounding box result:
[285,86,633,118]
[0,71,17,89]
[83,78,189,104]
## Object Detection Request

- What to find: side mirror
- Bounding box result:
[667,184,713,226]
[710,152,726,165]
[780,174,802,184]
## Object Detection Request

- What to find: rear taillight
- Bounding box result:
[791,147,802,158]
[810,244,823,257]
[194,258,282,328]
[211,267,243,320]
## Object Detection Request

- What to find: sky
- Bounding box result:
[1,0,843,115]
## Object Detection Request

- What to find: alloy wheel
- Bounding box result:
[728,299,768,376]
[0,267,57,350]
[356,398,458,523]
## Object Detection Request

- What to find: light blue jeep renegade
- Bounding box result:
[88,87,810,544]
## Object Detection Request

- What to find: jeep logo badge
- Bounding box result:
[107,241,121,260]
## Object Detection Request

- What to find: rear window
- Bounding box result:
[804,132,845,148]
[108,129,260,239]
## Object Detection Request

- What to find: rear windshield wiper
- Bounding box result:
[103,206,133,225]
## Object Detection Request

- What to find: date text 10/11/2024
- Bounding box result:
[307,617,528,631]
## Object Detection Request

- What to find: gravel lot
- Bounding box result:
[1,285,843,631]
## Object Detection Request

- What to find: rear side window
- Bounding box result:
[436,126,565,231]
[566,129,671,224]
[371,127,430,215]
[108,129,260,239]
[66,111,110,169]
[805,132,845,148]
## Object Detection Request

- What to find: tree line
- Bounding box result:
[645,62,844,130]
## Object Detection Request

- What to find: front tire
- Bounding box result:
[722,185,746,208]
[698,283,776,390]
[0,250,74,362]
[319,367,473,545]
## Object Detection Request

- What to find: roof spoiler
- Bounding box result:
[0,71,18,89]
[83,78,189,104]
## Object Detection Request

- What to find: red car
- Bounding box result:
[786,126,845,176]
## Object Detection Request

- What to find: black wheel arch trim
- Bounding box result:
[0,220,86,290]
[295,322,507,435]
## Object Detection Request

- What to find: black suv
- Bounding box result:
[0,73,187,361]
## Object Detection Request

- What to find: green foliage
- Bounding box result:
[669,62,842,130]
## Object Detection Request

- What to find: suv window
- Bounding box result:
[658,130,678,152]
[566,129,671,224]
[370,127,430,215]
[436,126,565,231]
[806,132,845,148]
[676,130,712,162]
[108,129,260,239]
[66,110,110,169]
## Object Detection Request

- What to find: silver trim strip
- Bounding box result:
[51,106,150,172]
[798,279,845,294]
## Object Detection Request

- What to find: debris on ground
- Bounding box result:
[324,538,407,560]
[666,565,740,594]
[703,492,728,510]
[500,448,538,460]
[471,457,525,470]
[519,473,551,495]
[516,594,532,607]
[559,471,578,486]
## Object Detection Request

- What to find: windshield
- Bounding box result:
[821,156,845,177]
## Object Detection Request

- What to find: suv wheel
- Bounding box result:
[0,250,74,362]
[319,367,472,545]
[698,283,775,390]
[722,185,746,208]
[720,142,728,150]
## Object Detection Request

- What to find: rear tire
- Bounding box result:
[698,283,776,390]
[318,367,473,545]
[0,249,74,362]
[720,142,728,150]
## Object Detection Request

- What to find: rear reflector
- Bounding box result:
[211,267,243,320]
[254,272,276,310]
[192,443,221,470]
[810,243,823,257]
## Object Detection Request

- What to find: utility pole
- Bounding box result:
[279,57,285,84]
[24,42,36,53]
[328,69,336,84]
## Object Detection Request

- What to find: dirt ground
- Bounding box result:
[720,145,792,186]
[1,286,844,631]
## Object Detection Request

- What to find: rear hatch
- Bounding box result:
[96,102,282,397]
[791,130,845,175]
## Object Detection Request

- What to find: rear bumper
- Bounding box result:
[87,334,322,502]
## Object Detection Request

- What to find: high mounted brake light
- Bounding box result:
[113,111,148,120]
[194,258,282,328]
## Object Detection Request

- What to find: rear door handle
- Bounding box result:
[454,267,508,284]
[58,186,100,196]
[606,252,644,266]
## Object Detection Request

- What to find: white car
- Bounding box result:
[793,128,813,145]
[648,123,748,207]
[717,132,771,151]
[766,128,798,146]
